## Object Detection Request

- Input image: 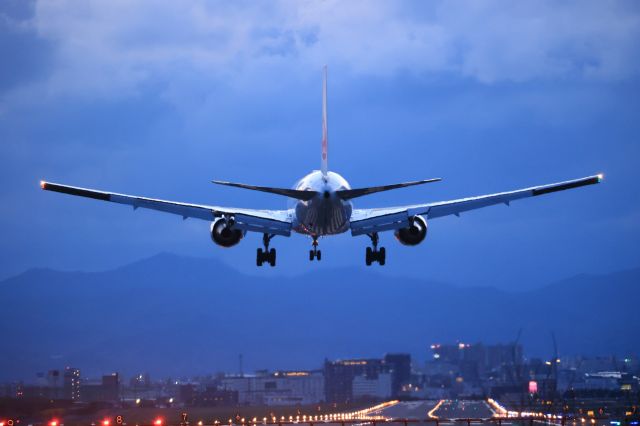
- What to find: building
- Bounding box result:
[352,373,392,400]
[221,370,324,406]
[384,353,411,397]
[324,358,389,403]
[64,367,81,400]
[486,344,523,370]
[80,373,119,403]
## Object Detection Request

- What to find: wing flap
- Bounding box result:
[233,213,292,236]
[350,211,410,236]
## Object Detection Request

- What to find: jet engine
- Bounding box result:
[210,218,244,247]
[394,215,428,246]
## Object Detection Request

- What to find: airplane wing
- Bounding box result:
[40,181,293,236]
[349,175,602,236]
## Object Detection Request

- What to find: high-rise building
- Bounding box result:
[324,358,387,403]
[63,367,81,400]
[384,353,411,397]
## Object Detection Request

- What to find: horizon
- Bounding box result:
[3,250,639,293]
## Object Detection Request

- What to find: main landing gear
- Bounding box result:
[365,232,385,266]
[257,233,276,267]
[309,236,322,261]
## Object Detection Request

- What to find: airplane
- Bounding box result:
[41,67,603,267]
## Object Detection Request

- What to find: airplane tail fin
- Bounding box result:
[336,178,442,200]
[321,65,328,177]
[212,180,318,201]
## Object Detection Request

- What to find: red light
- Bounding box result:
[103,420,110,426]
[154,418,163,426]
[50,420,59,426]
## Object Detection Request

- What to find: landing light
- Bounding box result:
[597,173,604,182]
[40,180,46,189]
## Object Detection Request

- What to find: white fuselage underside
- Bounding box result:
[291,171,352,236]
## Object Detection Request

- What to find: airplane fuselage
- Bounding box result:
[292,171,353,236]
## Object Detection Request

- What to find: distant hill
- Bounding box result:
[0,253,638,381]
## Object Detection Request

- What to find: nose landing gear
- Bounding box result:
[309,237,322,261]
[257,233,276,267]
[365,232,385,266]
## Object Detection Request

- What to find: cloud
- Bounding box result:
[5,0,634,102]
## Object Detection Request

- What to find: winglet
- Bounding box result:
[321,65,328,177]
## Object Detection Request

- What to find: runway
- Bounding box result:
[361,399,493,420]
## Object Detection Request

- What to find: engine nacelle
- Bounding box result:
[210,218,244,248]
[394,215,428,246]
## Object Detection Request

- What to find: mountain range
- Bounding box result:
[0,253,638,381]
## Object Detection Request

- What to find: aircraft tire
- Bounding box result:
[269,248,276,267]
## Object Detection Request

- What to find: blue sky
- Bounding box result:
[1,0,639,288]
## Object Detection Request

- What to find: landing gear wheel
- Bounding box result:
[269,248,276,267]
[257,248,264,267]
[365,233,386,266]
[309,237,321,261]
[257,234,276,267]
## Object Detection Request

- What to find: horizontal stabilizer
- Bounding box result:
[212,180,318,201]
[337,178,442,200]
